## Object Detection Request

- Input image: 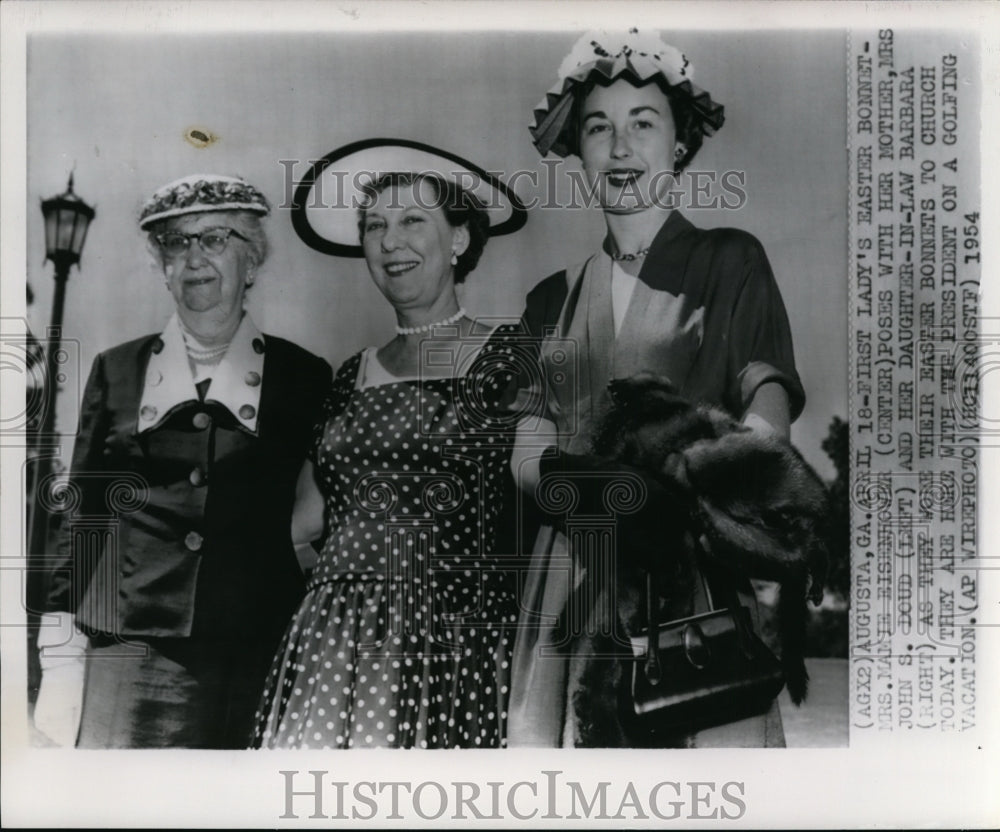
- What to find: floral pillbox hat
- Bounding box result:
[530,28,725,158]
[139,173,270,230]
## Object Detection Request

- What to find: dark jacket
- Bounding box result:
[46,330,331,649]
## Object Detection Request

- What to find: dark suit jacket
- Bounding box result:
[46,331,331,652]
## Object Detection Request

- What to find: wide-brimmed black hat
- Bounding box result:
[291,138,527,258]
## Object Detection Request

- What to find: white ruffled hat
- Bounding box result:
[530,29,725,158]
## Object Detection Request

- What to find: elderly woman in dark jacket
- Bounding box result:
[33,174,331,748]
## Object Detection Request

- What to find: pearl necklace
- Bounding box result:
[180,324,231,365]
[610,246,650,262]
[396,308,466,336]
[186,347,228,365]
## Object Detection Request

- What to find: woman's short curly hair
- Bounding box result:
[357,172,490,283]
[570,72,705,172]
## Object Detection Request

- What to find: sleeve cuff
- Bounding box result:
[737,360,806,422]
[37,611,89,670]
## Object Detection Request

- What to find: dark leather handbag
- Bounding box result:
[624,564,785,739]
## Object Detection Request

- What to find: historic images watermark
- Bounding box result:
[276,159,750,213]
[278,770,748,821]
[1,323,82,652]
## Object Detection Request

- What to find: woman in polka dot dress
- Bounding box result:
[253,165,529,749]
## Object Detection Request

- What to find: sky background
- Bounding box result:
[26,30,847,477]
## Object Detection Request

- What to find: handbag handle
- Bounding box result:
[643,561,713,684]
[642,535,747,684]
[645,536,699,683]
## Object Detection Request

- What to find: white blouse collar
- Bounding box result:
[137,312,265,434]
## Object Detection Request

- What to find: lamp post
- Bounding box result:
[28,174,95,566]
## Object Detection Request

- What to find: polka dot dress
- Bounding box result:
[253,326,523,749]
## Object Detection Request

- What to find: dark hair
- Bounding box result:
[570,71,705,172]
[357,172,490,283]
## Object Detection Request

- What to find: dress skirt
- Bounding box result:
[253,576,513,749]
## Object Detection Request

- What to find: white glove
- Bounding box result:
[33,611,88,747]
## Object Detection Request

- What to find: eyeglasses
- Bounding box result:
[154,227,248,258]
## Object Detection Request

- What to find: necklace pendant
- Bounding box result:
[611,246,650,263]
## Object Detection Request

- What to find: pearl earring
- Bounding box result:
[450,250,458,267]
[674,144,687,161]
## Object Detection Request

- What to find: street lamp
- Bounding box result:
[26,174,95,706]
[29,174,95,555]
[40,174,95,365]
